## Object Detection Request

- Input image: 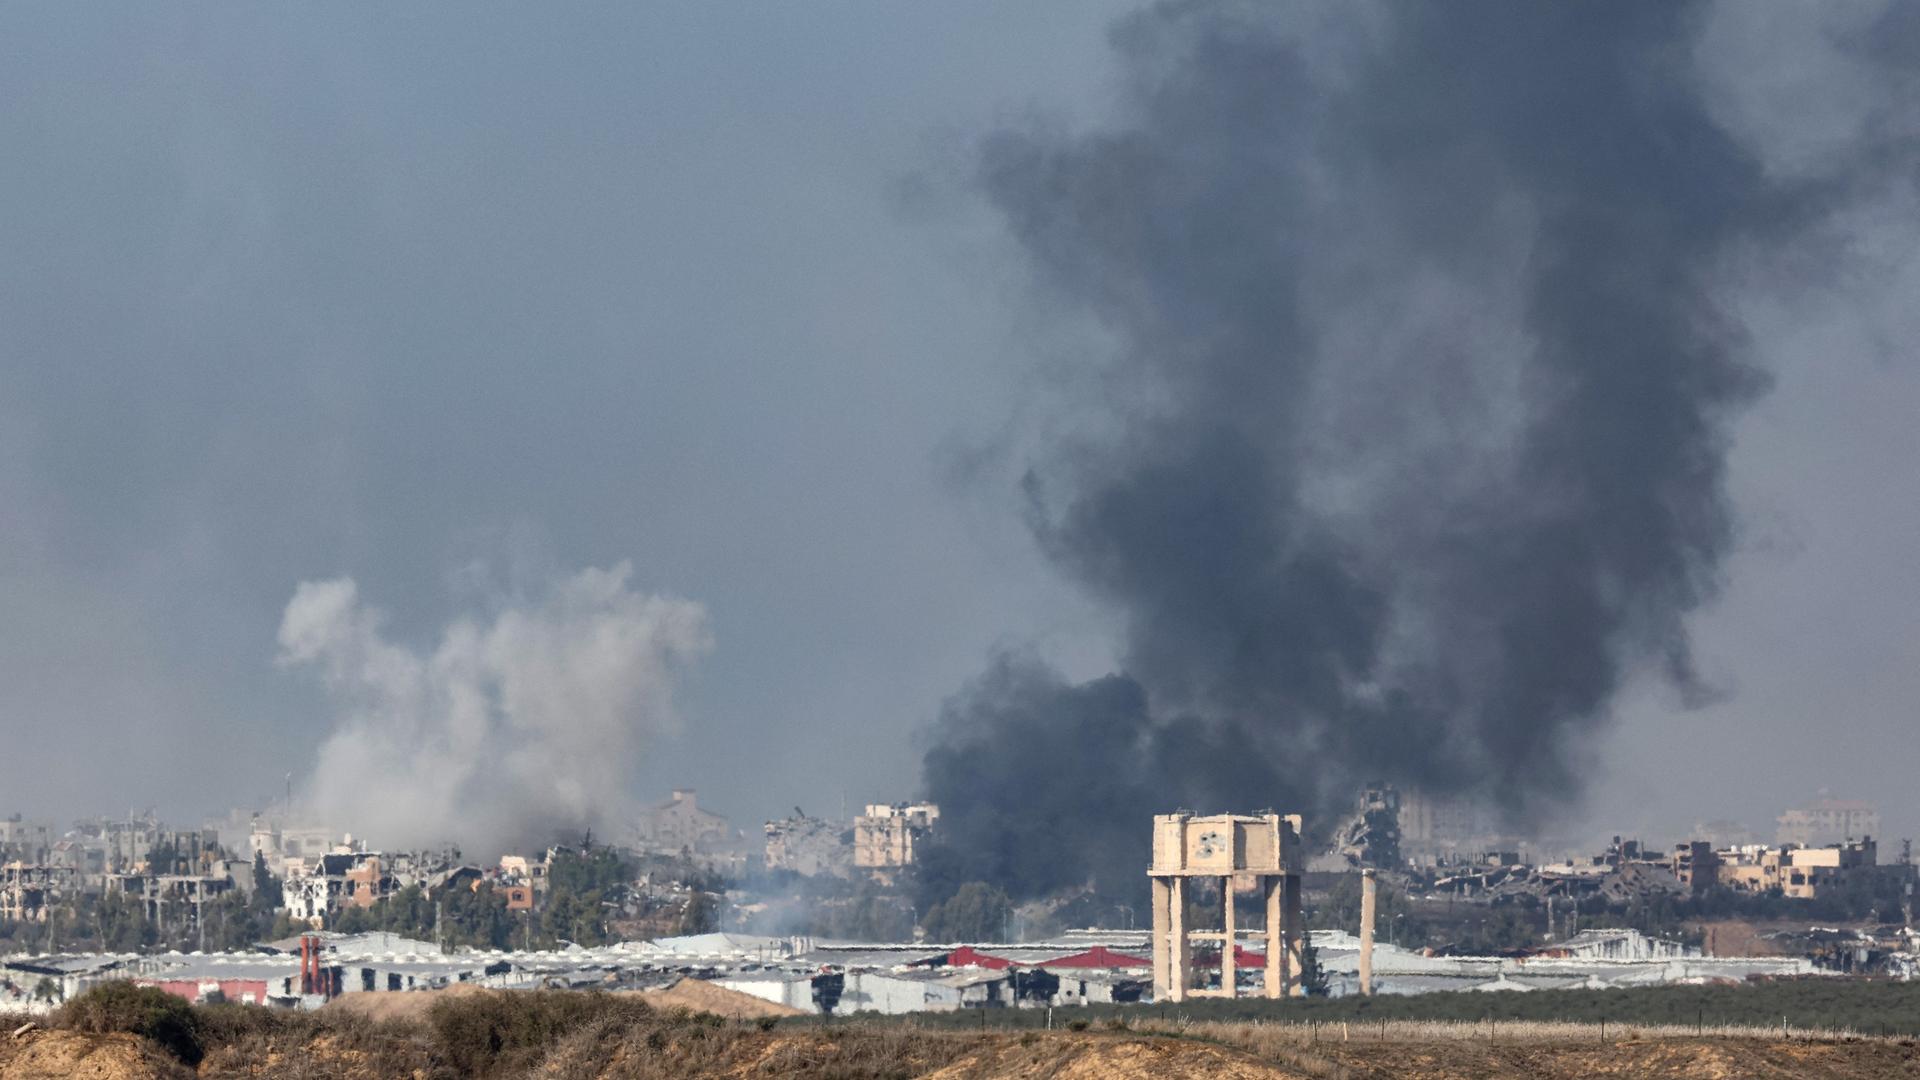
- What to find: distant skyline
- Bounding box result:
[3,3,1919,854]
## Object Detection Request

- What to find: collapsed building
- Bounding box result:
[759,801,939,882]
[1432,832,1886,907]
[763,810,852,878]
[0,863,71,923]
[3,814,175,886]
[1315,786,1403,871]
[4,822,261,937]
[106,872,238,940]
[285,847,477,929]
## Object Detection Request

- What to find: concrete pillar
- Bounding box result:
[1359,869,1377,997]
[1151,877,1172,998]
[1220,876,1237,997]
[1168,876,1188,1002]
[1262,876,1283,999]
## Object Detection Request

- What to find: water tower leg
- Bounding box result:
[1359,869,1377,997]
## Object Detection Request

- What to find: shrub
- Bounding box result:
[56,981,202,1065]
[425,989,656,1077]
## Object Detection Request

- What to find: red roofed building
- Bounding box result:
[940,945,1015,970]
[1038,946,1151,970]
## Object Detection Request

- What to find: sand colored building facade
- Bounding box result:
[853,803,939,871]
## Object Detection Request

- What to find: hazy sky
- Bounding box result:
[3,3,1916,852]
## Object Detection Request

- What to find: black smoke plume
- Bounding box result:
[922,2,1907,901]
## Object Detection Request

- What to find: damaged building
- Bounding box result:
[0,816,54,863]
[1716,837,1878,900]
[633,790,736,854]
[1315,785,1403,871]
[106,872,235,937]
[853,803,938,876]
[1433,831,1885,908]
[69,814,164,875]
[1397,791,1527,867]
[630,789,753,876]
[763,811,852,878]
[1777,798,1880,848]
[283,848,477,928]
[0,862,72,923]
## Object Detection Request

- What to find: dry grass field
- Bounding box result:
[6,983,1919,1079]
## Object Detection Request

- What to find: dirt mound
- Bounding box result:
[0,1028,194,1080]
[320,980,493,1023]
[922,1035,1305,1080]
[640,978,804,1019]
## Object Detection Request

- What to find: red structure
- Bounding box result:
[938,945,1016,970]
[298,933,334,999]
[1189,945,1268,970]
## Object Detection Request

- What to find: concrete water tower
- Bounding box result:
[1149,811,1305,1001]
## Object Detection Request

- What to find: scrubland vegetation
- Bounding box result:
[9,979,1920,1079]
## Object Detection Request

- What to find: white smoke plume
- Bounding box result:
[277,563,711,857]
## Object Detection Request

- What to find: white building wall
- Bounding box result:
[839,972,962,1015]
[714,976,818,1012]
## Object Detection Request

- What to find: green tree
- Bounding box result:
[1296,931,1329,996]
[922,882,1012,942]
[677,892,718,935]
[824,887,913,941]
[97,890,156,952]
[251,853,283,909]
[330,903,375,934]
[446,884,516,949]
[540,887,605,945]
[548,847,632,900]
[382,884,432,938]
